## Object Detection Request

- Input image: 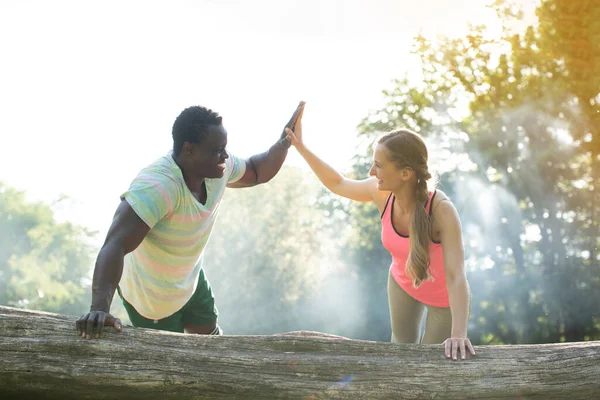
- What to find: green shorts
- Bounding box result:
[117,269,218,333]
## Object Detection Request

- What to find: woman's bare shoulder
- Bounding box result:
[433,188,449,200]
[373,189,392,213]
[431,189,458,215]
[432,188,463,224]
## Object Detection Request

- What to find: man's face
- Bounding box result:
[186,124,229,179]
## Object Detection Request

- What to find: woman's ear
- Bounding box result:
[400,168,414,182]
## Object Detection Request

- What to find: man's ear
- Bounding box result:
[183,142,194,155]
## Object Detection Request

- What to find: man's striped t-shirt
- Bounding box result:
[118,150,246,320]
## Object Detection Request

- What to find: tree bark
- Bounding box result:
[1,306,599,399]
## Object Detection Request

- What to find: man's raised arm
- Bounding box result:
[228,101,305,188]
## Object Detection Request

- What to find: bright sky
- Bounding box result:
[0,0,534,238]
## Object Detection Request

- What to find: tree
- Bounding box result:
[0,182,95,316]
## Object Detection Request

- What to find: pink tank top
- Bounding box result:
[381,190,449,307]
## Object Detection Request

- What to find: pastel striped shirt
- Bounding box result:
[119,150,246,320]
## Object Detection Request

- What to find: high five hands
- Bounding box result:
[284,101,305,149]
[279,101,306,148]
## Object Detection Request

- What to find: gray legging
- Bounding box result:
[388,273,452,344]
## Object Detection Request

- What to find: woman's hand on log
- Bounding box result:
[76,311,122,339]
[443,337,476,361]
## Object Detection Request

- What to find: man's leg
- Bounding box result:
[421,304,452,344]
[181,269,222,335]
[388,273,425,343]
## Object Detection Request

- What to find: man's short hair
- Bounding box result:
[172,106,223,156]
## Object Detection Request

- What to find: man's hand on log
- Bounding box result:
[76,311,122,339]
[443,337,476,361]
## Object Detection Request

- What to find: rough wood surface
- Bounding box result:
[1,306,599,399]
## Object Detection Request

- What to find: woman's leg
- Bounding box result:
[421,304,452,344]
[388,273,425,343]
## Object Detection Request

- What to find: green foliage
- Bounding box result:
[0,182,95,316]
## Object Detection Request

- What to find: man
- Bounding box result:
[76,101,305,339]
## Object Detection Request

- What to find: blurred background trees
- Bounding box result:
[0,183,94,316]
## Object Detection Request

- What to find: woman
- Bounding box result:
[286,106,475,360]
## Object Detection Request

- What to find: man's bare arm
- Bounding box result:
[90,200,150,311]
[76,200,150,339]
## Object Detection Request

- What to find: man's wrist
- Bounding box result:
[273,139,291,152]
[90,292,113,313]
[89,306,110,313]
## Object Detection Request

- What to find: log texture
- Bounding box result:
[1,306,599,399]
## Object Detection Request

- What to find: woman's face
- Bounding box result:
[369,143,413,191]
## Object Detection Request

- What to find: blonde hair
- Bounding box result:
[378,129,435,287]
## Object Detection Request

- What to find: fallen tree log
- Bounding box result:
[1,306,599,399]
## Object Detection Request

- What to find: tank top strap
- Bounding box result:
[425,190,437,216]
[380,192,394,219]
